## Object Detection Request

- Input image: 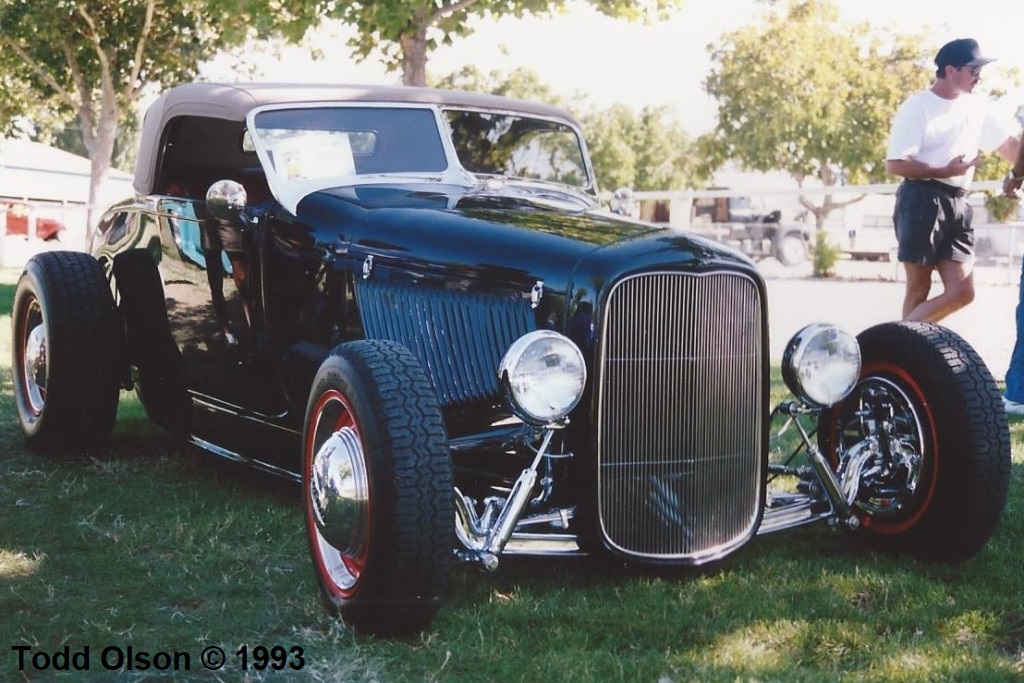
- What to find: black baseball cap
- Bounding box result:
[935,38,996,70]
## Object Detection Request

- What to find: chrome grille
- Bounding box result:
[356,280,535,406]
[597,271,764,561]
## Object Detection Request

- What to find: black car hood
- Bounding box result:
[295,183,755,297]
[303,183,657,246]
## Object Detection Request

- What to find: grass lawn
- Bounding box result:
[1,265,1023,681]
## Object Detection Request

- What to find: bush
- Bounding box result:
[812,229,842,277]
[984,191,1020,223]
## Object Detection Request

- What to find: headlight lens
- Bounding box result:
[782,323,861,408]
[499,330,587,425]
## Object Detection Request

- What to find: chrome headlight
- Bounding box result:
[782,323,861,408]
[499,330,587,426]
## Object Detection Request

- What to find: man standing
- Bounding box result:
[886,38,1019,322]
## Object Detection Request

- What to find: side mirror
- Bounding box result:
[206,180,248,222]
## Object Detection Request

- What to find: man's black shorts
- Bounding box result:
[892,179,974,265]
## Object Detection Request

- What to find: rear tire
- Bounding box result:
[11,251,122,453]
[819,321,1010,560]
[303,340,453,635]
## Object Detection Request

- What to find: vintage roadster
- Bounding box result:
[12,82,1011,635]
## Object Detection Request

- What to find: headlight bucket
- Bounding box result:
[499,330,587,426]
[781,323,861,408]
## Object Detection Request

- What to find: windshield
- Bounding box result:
[252,106,448,181]
[444,110,590,191]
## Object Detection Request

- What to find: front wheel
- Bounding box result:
[819,321,1010,560]
[303,340,453,636]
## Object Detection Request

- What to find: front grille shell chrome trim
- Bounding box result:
[595,270,766,563]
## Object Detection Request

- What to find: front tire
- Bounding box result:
[819,321,1010,560]
[303,340,453,636]
[11,251,122,453]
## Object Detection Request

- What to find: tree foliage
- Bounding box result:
[584,104,700,192]
[701,0,931,234]
[321,0,685,86]
[0,0,282,234]
[432,64,562,103]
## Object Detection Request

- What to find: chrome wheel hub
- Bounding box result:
[310,426,369,555]
[22,323,48,414]
[837,377,925,518]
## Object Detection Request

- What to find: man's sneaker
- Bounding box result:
[1003,396,1024,416]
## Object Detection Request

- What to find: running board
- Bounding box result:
[187,436,301,483]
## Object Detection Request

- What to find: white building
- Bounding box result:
[0,139,133,266]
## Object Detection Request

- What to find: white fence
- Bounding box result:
[0,199,92,268]
[626,180,1024,281]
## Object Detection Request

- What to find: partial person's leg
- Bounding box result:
[902,263,934,319]
[903,259,974,323]
[1005,257,1024,408]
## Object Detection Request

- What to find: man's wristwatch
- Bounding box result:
[1008,170,1024,182]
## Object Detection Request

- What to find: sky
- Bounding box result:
[203,0,1024,137]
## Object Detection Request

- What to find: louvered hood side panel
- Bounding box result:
[355,280,536,406]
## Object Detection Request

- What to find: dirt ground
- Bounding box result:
[761,255,1021,383]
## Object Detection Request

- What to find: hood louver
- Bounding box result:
[356,280,537,406]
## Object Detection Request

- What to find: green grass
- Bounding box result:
[2,265,1024,681]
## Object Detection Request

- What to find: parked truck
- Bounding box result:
[688,194,812,267]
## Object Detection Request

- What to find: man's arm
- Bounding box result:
[1002,133,1024,197]
[886,155,978,180]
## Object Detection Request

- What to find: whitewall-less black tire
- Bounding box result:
[12,251,122,453]
[302,340,453,635]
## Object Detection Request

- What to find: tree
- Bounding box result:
[580,104,638,191]
[583,103,700,192]
[701,0,931,274]
[432,63,563,103]
[324,0,685,87]
[0,0,283,238]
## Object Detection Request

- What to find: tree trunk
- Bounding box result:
[83,106,118,248]
[400,25,429,86]
[77,65,121,248]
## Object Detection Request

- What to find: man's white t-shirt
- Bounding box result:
[886,90,1012,189]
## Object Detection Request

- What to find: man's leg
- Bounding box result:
[902,263,934,319]
[903,259,975,323]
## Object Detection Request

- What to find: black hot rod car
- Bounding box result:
[12,82,1010,635]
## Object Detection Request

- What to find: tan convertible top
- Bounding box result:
[134,82,580,195]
